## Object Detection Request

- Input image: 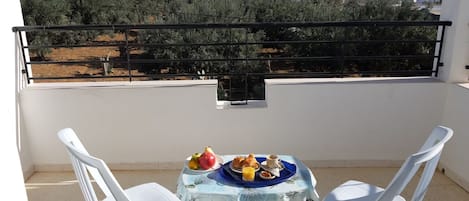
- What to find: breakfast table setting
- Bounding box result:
[176,147,320,201]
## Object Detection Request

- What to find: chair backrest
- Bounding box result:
[376,125,453,201]
[58,128,130,201]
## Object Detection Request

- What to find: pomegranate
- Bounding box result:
[199,146,216,170]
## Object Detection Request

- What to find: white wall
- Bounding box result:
[19,78,446,170]
[435,0,469,192]
[438,0,469,82]
[441,84,469,191]
[0,0,29,200]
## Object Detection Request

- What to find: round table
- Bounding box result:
[176,154,320,201]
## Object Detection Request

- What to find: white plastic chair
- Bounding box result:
[57,128,181,201]
[323,125,453,201]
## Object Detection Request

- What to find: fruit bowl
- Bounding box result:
[185,155,223,173]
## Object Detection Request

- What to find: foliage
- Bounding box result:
[140,0,264,72]
[20,0,166,59]
[21,0,70,59]
[68,0,165,25]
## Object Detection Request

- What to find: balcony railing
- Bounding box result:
[13,21,452,102]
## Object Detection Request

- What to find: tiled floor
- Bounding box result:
[25,167,469,201]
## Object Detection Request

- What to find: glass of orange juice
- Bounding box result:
[242,166,255,181]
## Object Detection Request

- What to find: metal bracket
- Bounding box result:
[230,100,248,105]
[465,65,469,69]
[438,62,444,67]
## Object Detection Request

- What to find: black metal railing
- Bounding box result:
[13,21,452,102]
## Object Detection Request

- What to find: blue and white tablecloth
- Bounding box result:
[176,155,320,201]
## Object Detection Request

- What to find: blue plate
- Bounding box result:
[218,157,296,188]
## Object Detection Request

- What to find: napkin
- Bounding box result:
[268,167,280,177]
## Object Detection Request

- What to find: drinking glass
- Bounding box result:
[242,166,255,181]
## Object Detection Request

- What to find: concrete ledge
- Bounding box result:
[216,100,268,109]
[265,76,441,85]
[26,79,217,89]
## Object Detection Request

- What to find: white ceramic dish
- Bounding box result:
[260,161,284,177]
[259,170,276,180]
[260,160,284,171]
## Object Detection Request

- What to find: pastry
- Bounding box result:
[232,156,245,170]
[232,154,259,171]
[243,154,259,169]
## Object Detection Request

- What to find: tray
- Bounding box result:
[218,157,296,188]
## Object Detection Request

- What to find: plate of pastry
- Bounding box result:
[229,154,260,173]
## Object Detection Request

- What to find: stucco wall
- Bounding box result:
[19,78,446,171]
[441,84,469,191]
[1,0,29,200]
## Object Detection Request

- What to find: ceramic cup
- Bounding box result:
[266,154,281,169]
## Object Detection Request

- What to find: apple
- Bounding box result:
[199,146,216,170]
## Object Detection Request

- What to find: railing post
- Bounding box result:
[125,29,131,82]
[339,41,345,78]
[244,28,249,103]
[433,25,446,77]
[336,30,345,78]
[17,31,30,84]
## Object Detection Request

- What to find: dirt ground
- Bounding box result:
[29,34,297,83]
[30,34,148,83]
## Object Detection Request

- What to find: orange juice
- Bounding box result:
[242,166,255,181]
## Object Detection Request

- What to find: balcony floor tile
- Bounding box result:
[25,168,469,201]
